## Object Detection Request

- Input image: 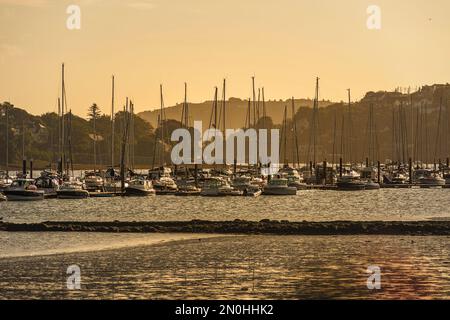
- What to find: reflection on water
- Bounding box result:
[0,232,219,258]
[1,189,450,223]
[0,235,449,299]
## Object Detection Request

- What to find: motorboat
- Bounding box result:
[286,175,305,190]
[83,171,104,191]
[201,177,242,196]
[0,171,13,191]
[3,179,45,201]
[57,181,89,199]
[175,179,201,196]
[243,185,262,197]
[262,177,297,195]
[34,171,60,198]
[364,179,380,190]
[153,176,178,195]
[336,170,366,191]
[414,169,445,188]
[231,176,252,191]
[383,171,409,185]
[124,179,156,196]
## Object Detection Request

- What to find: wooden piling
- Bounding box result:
[377,161,381,184]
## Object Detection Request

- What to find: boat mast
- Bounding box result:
[111,75,115,168]
[292,97,300,168]
[159,85,165,166]
[347,88,352,165]
[252,76,256,128]
[434,96,443,162]
[332,107,337,168]
[262,87,266,129]
[61,63,65,175]
[68,110,74,176]
[282,105,288,165]
[5,104,9,175]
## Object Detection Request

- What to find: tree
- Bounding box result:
[87,103,101,121]
[88,103,102,170]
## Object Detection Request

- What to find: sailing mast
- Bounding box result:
[111,75,115,168]
[5,104,9,175]
[291,98,300,168]
[61,63,65,175]
[347,89,353,165]
[307,77,320,166]
[282,105,288,165]
[262,88,267,129]
[68,110,74,176]
[252,76,256,128]
[434,96,443,161]
[332,107,337,168]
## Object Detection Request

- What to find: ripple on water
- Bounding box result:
[1,188,450,223]
[0,235,449,299]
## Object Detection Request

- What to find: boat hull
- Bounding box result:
[124,187,156,197]
[262,187,297,196]
[57,190,90,199]
[336,182,366,191]
[3,190,45,201]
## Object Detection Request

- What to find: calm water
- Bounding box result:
[1,234,449,299]
[1,188,450,223]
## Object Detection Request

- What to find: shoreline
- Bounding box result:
[2,219,450,236]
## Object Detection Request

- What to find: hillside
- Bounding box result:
[138,98,334,129]
[1,83,449,169]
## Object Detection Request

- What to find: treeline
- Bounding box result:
[0,102,161,169]
[1,83,450,169]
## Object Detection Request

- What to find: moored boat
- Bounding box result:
[262,178,297,195]
[336,170,366,191]
[124,179,156,196]
[414,169,445,188]
[153,176,178,195]
[57,181,90,199]
[3,179,45,201]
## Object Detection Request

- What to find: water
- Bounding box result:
[1,234,449,299]
[0,232,220,258]
[2,188,450,223]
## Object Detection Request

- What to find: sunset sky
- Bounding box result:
[1,0,449,117]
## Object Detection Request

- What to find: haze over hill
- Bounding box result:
[138,98,334,129]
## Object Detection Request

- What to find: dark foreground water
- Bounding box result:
[1,234,449,299]
[2,188,450,223]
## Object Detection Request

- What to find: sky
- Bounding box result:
[1,0,449,118]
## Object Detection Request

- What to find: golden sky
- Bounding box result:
[1,0,449,117]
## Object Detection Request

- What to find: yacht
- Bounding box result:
[153,176,178,195]
[124,179,156,196]
[57,181,89,199]
[262,177,297,195]
[83,171,104,191]
[34,171,60,198]
[336,170,366,191]
[243,184,262,197]
[0,171,13,191]
[175,179,201,196]
[231,176,252,191]
[414,169,445,188]
[201,177,242,196]
[3,179,45,201]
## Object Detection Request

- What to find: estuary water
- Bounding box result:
[0,235,449,299]
[1,188,450,223]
